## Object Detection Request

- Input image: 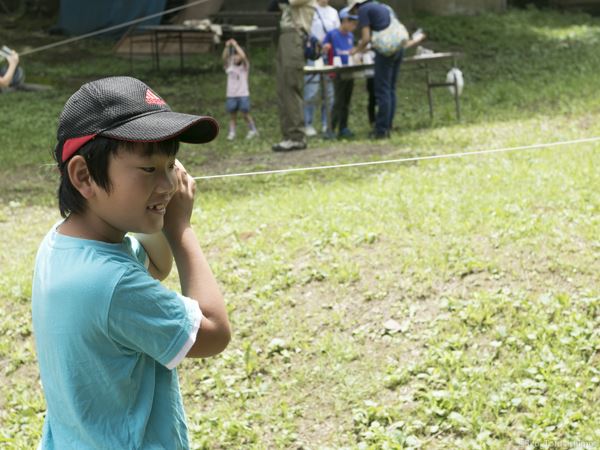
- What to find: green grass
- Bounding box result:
[1,7,600,449]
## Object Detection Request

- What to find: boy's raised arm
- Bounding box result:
[222,39,231,63]
[163,161,231,358]
[133,232,173,281]
[230,39,248,64]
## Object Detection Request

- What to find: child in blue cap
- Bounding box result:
[322,6,359,139]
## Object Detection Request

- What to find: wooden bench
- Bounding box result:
[117,24,217,72]
[219,25,278,50]
[211,11,280,50]
[210,11,281,28]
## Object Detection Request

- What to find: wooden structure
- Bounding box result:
[209,11,280,48]
[210,10,280,27]
[121,24,217,71]
[115,24,215,57]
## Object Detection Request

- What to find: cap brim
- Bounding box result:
[101,111,219,144]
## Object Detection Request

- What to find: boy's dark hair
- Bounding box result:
[54,137,179,218]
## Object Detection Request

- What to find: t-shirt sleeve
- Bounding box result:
[358,8,370,29]
[107,268,202,370]
[123,235,149,269]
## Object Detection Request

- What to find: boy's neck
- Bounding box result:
[58,213,126,244]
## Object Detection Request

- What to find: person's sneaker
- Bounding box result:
[338,128,354,139]
[304,125,317,137]
[368,130,389,140]
[272,140,307,152]
[321,124,328,134]
[227,130,236,141]
[322,131,337,140]
[246,129,258,140]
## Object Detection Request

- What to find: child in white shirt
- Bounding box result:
[223,39,258,140]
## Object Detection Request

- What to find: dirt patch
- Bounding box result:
[185,139,410,178]
[264,232,599,447]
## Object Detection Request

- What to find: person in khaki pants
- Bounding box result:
[270,0,317,152]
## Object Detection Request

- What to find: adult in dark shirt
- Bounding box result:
[349,0,424,138]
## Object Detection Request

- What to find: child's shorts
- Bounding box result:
[226,96,251,113]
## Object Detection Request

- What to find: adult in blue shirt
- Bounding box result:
[349,0,423,138]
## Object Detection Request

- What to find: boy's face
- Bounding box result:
[341,19,358,33]
[88,144,177,242]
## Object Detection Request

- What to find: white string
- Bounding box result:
[20,0,212,57]
[192,136,600,180]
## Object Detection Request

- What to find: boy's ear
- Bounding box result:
[67,155,95,199]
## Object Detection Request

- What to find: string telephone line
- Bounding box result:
[191,136,600,180]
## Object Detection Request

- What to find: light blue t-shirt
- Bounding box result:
[32,225,202,450]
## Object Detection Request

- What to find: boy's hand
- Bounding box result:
[163,160,196,239]
[7,50,19,66]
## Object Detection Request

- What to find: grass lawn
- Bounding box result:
[1,7,599,449]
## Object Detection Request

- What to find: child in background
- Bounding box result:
[322,7,359,139]
[32,76,231,448]
[223,38,258,140]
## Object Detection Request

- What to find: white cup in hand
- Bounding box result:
[412,29,424,42]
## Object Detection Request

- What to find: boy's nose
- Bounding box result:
[157,169,176,194]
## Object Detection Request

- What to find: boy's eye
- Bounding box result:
[140,167,155,173]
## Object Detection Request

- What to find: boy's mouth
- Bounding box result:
[147,203,167,214]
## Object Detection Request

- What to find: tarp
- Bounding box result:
[57,0,168,37]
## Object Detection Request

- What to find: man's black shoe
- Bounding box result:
[368,131,389,140]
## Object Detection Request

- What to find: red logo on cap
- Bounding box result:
[145,89,166,106]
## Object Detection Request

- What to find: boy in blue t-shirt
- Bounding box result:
[322,6,358,139]
[32,76,231,449]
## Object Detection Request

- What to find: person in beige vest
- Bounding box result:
[270,0,317,152]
